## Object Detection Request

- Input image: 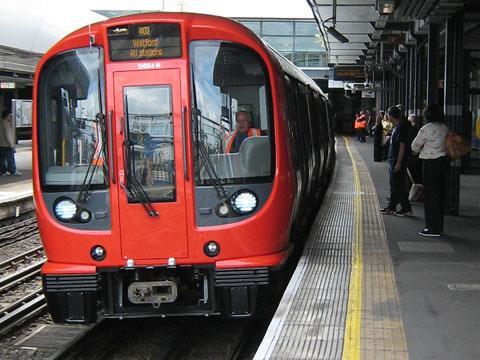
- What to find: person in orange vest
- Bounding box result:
[355,111,367,142]
[225,111,261,153]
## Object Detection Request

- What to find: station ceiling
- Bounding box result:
[307,0,480,66]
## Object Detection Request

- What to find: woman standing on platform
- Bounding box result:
[372,111,384,162]
[411,105,449,237]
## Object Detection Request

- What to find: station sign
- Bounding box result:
[334,66,365,81]
[0,82,15,89]
[362,90,375,98]
[108,23,182,61]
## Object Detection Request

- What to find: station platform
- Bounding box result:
[0,141,33,220]
[255,136,480,360]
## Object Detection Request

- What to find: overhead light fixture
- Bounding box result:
[327,26,349,43]
[381,3,395,15]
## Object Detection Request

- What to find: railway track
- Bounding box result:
[0,246,44,273]
[0,290,46,337]
[0,214,46,337]
[0,257,46,336]
[47,316,267,360]
[0,215,39,249]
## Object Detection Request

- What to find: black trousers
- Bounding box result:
[423,156,449,233]
[388,163,411,211]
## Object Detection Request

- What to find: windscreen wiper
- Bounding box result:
[123,96,158,217]
[78,64,109,203]
[190,64,228,203]
[77,113,107,203]
[192,108,228,203]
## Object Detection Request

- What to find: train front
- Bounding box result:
[33,14,295,323]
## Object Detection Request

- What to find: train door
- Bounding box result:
[114,69,188,260]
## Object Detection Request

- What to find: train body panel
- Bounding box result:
[33,12,334,322]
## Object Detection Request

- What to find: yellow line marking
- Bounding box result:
[342,136,363,360]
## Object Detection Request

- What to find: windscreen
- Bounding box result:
[38,47,107,190]
[190,41,274,186]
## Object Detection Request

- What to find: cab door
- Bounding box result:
[114,69,188,260]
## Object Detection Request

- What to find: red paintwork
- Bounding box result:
[34,13,296,275]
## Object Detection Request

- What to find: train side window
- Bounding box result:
[190,41,274,185]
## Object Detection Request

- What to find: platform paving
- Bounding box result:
[355,137,480,360]
[255,136,480,360]
[0,140,33,218]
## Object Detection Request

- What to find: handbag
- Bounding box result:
[445,131,470,160]
[408,183,424,202]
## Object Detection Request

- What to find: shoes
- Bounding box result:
[12,171,22,176]
[380,206,395,214]
[418,229,440,237]
[394,209,412,217]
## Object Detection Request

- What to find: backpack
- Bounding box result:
[445,131,470,160]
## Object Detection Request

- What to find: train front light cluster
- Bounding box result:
[53,197,91,223]
[231,190,258,215]
[54,198,77,221]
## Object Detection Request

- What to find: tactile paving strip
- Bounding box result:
[255,141,353,360]
[349,142,408,360]
[397,241,454,253]
[254,138,408,360]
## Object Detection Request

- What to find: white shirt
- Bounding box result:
[411,122,449,159]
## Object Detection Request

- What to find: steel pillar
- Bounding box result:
[408,46,416,116]
[416,41,426,122]
[427,23,439,105]
[443,12,463,215]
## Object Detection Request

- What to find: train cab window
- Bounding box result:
[190,41,274,185]
[38,47,107,190]
[123,86,175,202]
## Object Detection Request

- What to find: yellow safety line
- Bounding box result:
[342,136,363,360]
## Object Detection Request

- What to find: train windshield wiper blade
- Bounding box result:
[191,108,228,203]
[77,113,106,203]
[123,96,158,217]
[190,65,228,203]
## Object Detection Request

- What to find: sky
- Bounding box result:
[0,0,313,53]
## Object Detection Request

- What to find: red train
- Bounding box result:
[33,13,334,323]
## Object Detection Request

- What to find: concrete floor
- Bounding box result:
[354,137,480,360]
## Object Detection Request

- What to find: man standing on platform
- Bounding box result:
[0,110,20,176]
[380,106,412,216]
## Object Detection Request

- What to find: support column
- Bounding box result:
[415,41,425,121]
[408,45,416,116]
[444,12,463,215]
[405,49,411,110]
[427,23,439,105]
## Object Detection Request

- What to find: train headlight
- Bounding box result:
[231,190,258,215]
[204,241,220,257]
[91,245,106,261]
[54,198,77,221]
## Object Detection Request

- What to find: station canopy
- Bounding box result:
[307,0,479,66]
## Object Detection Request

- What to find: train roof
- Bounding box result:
[262,40,323,95]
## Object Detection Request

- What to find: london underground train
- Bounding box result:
[33,13,334,323]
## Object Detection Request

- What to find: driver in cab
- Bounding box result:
[225,111,261,153]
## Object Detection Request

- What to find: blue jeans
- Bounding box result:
[0,147,16,174]
[388,162,410,211]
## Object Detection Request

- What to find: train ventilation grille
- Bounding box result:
[214,267,269,287]
[43,274,99,292]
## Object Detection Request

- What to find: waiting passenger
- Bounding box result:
[380,106,412,216]
[411,105,449,237]
[225,111,260,153]
[407,114,422,185]
[372,111,384,162]
[0,110,20,176]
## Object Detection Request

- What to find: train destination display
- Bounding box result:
[108,23,181,61]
